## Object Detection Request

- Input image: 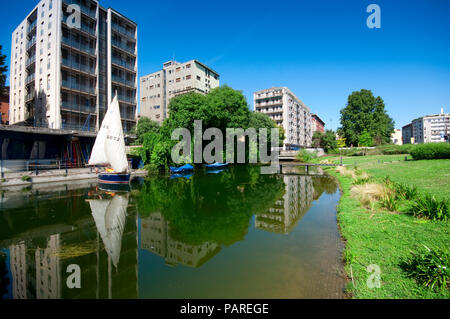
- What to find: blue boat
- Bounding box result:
[205,169,225,175]
[170,173,194,180]
[169,164,194,174]
[98,173,131,185]
[205,163,229,169]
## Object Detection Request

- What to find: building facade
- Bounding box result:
[140,60,220,123]
[0,87,9,124]
[391,129,402,145]
[254,87,312,149]
[402,109,450,144]
[311,113,325,134]
[9,0,137,133]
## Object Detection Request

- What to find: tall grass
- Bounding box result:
[409,195,449,221]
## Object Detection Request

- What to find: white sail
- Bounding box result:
[88,194,129,268]
[88,95,129,173]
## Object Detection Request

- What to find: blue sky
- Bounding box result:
[2,0,450,129]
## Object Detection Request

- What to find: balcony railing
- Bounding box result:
[62,36,96,55]
[25,91,36,102]
[26,56,36,67]
[120,110,136,121]
[118,95,137,104]
[26,38,36,50]
[111,40,135,55]
[62,58,96,74]
[61,101,96,114]
[25,73,35,85]
[27,21,37,34]
[61,80,96,95]
[111,58,136,71]
[112,75,136,88]
[62,0,96,19]
[111,23,136,39]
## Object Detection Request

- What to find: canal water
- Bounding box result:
[0,166,346,299]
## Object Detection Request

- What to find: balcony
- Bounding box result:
[120,110,136,121]
[111,23,136,40]
[26,37,36,50]
[25,91,36,102]
[62,36,96,55]
[62,58,96,74]
[61,101,96,114]
[111,58,136,71]
[118,95,136,105]
[61,80,96,95]
[25,73,35,85]
[26,56,36,67]
[112,75,136,88]
[62,0,96,19]
[27,21,37,34]
[111,40,135,56]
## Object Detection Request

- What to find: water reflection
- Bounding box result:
[0,166,343,299]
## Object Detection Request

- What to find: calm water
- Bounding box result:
[0,166,346,299]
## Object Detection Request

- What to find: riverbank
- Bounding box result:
[0,168,148,189]
[320,155,449,298]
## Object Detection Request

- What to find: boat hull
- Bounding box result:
[98,173,131,184]
[205,163,229,169]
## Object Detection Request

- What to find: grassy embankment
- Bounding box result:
[316,154,449,298]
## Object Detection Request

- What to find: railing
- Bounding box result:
[111,58,136,71]
[112,75,136,88]
[62,36,96,55]
[61,123,96,132]
[61,101,96,114]
[62,0,97,19]
[25,73,35,85]
[118,95,137,104]
[26,38,36,50]
[120,110,136,120]
[111,22,136,39]
[111,40,135,55]
[26,56,36,66]
[25,92,35,102]
[62,58,96,74]
[61,80,96,95]
[27,21,37,34]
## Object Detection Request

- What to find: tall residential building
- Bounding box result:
[311,113,325,133]
[140,60,220,123]
[254,87,312,149]
[402,108,450,144]
[9,0,137,133]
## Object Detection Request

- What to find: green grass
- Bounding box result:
[322,155,450,298]
[319,155,450,200]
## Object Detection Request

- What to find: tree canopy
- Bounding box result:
[312,130,338,152]
[0,45,8,95]
[338,89,394,146]
[134,116,161,144]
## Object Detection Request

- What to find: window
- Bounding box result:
[186,75,191,80]
[47,75,50,90]
[49,0,52,10]
[186,64,191,69]
[176,78,180,83]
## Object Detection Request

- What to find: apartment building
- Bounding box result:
[311,113,325,133]
[140,60,220,122]
[391,129,402,145]
[402,108,450,144]
[9,0,137,133]
[254,87,312,149]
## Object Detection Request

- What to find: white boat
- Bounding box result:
[88,94,130,186]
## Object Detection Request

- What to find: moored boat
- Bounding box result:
[170,163,194,174]
[205,162,229,169]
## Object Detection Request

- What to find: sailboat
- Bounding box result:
[89,94,131,187]
[87,193,129,268]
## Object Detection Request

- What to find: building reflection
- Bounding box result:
[2,187,138,299]
[255,175,314,234]
[141,212,221,268]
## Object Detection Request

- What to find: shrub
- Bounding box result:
[410,143,450,160]
[377,144,416,155]
[21,175,31,182]
[409,194,449,221]
[380,194,398,211]
[295,149,318,163]
[392,182,418,200]
[403,245,449,292]
[352,176,374,185]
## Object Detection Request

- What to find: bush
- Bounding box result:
[380,194,398,211]
[392,182,418,200]
[21,175,31,182]
[377,144,416,155]
[403,245,449,292]
[410,143,450,160]
[409,194,449,221]
[295,149,318,163]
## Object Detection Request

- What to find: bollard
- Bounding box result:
[405,156,407,161]
[1,159,3,179]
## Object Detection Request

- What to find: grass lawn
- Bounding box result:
[320,155,450,298]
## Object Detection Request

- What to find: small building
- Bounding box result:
[140,60,220,123]
[402,123,413,144]
[391,129,402,145]
[311,113,325,133]
[402,108,449,144]
[0,87,9,125]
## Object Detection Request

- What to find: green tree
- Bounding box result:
[249,111,284,146]
[311,130,337,152]
[134,117,160,144]
[0,45,8,95]
[338,89,394,146]
[337,137,346,148]
[358,130,373,147]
